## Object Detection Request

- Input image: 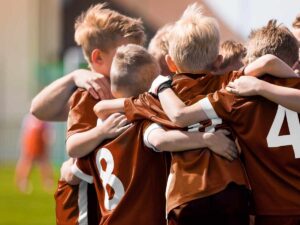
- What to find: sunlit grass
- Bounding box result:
[0,164,59,225]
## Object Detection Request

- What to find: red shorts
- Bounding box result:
[168,183,250,225]
[255,215,300,225]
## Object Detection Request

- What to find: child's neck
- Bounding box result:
[176,68,220,76]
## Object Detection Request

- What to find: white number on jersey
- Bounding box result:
[267,105,300,158]
[96,148,125,210]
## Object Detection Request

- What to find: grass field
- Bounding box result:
[0,164,59,225]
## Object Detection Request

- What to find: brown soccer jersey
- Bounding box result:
[201,76,300,215]
[67,88,98,140]
[64,88,101,224]
[72,121,169,225]
[124,71,250,213]
[54,180,99,225]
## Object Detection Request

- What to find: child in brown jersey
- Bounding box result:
[56,4,146,225]
[157,14,300,225]
[71,43,235,225]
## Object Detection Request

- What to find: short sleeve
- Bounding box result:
[67,89,98,139]
[143,123,164,152]
[198,89,236,122]
[124,93,160,122]
[71,157,93,184]
[124,93,178,129]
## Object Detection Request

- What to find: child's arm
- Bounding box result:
[158,88,208,127]
[66,113,130,158]
[30,69,111,121]
[144,124,238,161]
[157,55,299,127]
[226,76,300,112]
[94,99,126,120]
[244,54,298,78]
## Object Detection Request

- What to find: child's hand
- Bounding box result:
[101,113,132,139]
[203,130,238,161]
[60,158,80,185]
[72,69,113,100]
[226,76,262,96]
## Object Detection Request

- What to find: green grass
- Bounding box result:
[0,165,59,225]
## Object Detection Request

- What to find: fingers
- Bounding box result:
[226,81,235,88]
[85,82,100,100]
[116,123,133,134]
[223,152,234,161]
[105,113,122,123]
[226,143,238,160]
[118,117,130,127]
[111,114,127,126]
[94,77,112,99]
[226,86,239,95]
[86,76,113,100]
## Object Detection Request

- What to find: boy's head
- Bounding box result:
[166,3,221,74]
[219,40,246,73]
[74,3,146,77]
[246,20,299,67]
[292,14,300,43]
[110,44,160,98]
[148,23,174,76]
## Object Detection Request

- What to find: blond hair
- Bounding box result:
[74,3,146,64]
[292,15,300,29]
[168,3,220,73]
[219,40,246,70]
[148,23,174,75]
[246,20,299,67]
[110,44,160,97]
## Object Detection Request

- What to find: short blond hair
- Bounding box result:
[246,20,299,67]
[110,44,160,97]
[74,3,146,64]
[219,40,246,70]
[148,23,174,75]
[168,3,220,73]
[292,15,300,29]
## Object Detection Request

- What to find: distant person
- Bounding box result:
[15,113,54,193]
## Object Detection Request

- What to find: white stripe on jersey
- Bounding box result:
[143,123,163,152]
[78,181,88,225]
[198,98,219,119]
[71,164,94,184]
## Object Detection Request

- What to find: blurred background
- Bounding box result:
[0,0,298,224]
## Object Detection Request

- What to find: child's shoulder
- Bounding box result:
[70,88,98,108]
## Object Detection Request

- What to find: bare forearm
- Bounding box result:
[245,54,298,78]
[159,89,208,127]
[150,129,209,152]
[258,81,300,112]
[30,73,76,121]
[66,127,107,158]
[94,98,125,119]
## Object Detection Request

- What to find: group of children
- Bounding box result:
[30,3,300,225]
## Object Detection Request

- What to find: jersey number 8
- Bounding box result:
[96,148,125,210]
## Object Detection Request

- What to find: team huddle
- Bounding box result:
[30,3,300,225]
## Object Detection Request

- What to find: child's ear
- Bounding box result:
[212,54,223,70]
[165,55,178,73]
[91,49,104,65]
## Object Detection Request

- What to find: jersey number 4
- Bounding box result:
[267,105,300,158]
[96,148,125,210]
